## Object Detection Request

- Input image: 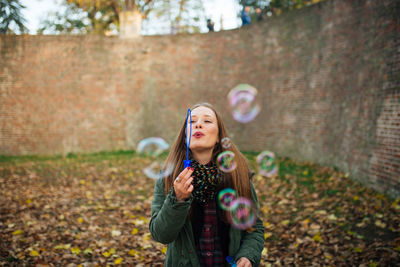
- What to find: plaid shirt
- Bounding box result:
[196,200,225,267]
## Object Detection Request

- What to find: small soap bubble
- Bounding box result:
[228,197,257,230]
[137,137,172,180]
[218,188,237,211]
[221,137,232,149]
[256,151,278,177]
[228,84,261,123]
[217,151,237,173]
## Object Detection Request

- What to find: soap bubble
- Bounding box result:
[221,137,232,149]
[218,188,237,211]
[228,197,257,230]
[256,151,278,177]
[137,137,173,180]
[228,84,261,123]
[217,151,237,173]
[143,161,174,180]
[137,137,169,157]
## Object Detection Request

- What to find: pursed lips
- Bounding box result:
[193,132,205,138]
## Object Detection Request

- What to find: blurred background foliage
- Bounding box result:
[1,0,326,35]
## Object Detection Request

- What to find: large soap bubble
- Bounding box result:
[256,150,278,177]
[137,137,169,157]
[228,197,257,230]
[137,137,173,180]
[228,84,261,123]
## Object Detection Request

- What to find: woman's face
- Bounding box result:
[187,106,219,152]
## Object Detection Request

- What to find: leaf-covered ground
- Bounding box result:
[0,151,399,266]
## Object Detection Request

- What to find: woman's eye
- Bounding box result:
[205,120,212,123]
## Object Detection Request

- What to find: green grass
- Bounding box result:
[0,150,137,164]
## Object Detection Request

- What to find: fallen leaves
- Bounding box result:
[0,152,399,266]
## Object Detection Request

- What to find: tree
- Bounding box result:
[38,0,207,36]
[38,2,92,35]
[38,0,156,35]
[238,0,326,18]
[0,0,28,34]
[146,0,206,35]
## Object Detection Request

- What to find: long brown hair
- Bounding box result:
[164,103,252,201]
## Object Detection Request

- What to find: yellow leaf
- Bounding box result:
[264,233,270,240]
[77,218,84,223]
[161,247,167,254]
[376,194,385,200]
[347,230,354,236]
[109,248,116,255]
[391,203,400,210]
[281,220,290,226]
[142,244,152,249]
[328,214,337,221]
[84,248,93,255]
[54,244,71,250]
[354,247,363,253]
[375,220,386,228]
[71,247,81,255]
[394,244,400,251]
[262,247,268,256]
[133,219,144,226]
[54,245,64,250]
[30,250,40,256]
[353,196,359,201]
[80,180,85,185]
[313,233,322,242]
[86,191,93,199]
[12,229,23,235]
[114,258,123,264]
[102,251,111,258]
[369,261,378,267]
[26,199,32,204]
[129,249,138,256]
[111,230,121,237]
[131,228,139,235]
[261,207,268,214]
[302,170,308,175]
[77,265,84,267]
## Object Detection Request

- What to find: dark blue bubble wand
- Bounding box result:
[184,109,192,168]
[226,256,237,267]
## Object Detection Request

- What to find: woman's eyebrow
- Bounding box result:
[191,114,214,118]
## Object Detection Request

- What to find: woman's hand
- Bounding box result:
[236,257,252,267]
[174,167,194,202]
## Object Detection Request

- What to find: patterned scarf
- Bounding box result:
[191,159,221,205]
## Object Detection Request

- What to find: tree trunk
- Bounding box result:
[119,10,142,39]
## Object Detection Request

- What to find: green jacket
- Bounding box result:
[149,176,265,266]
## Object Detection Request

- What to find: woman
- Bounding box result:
[149,103,264,267]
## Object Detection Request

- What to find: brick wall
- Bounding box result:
[0,0,399,197]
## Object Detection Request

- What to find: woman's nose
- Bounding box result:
[194,122,203,128]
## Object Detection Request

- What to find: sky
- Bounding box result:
[20,0,242,35]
